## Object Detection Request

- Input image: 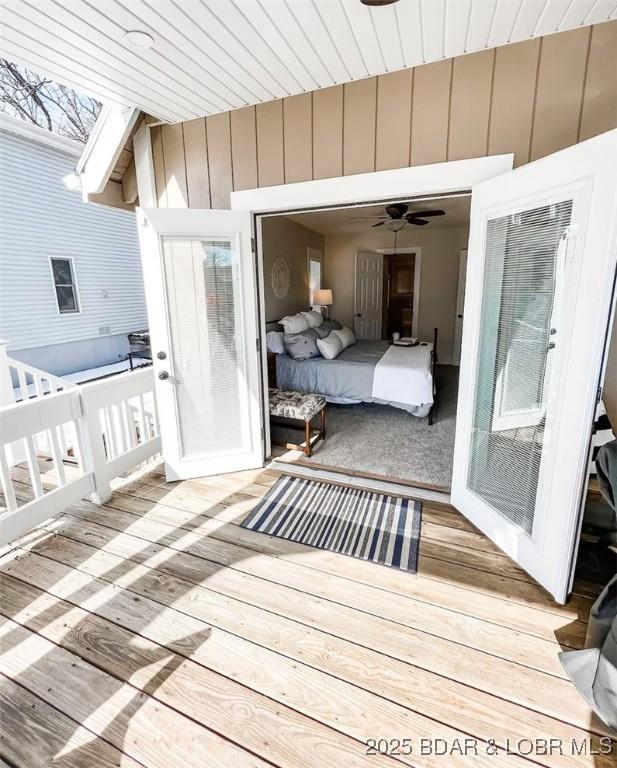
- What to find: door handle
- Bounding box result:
[158,371,170,380]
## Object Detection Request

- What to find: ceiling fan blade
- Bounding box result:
[371,221,386,227]
[412,209,445,217]
[410,218,430,226]
[385,203,408,219]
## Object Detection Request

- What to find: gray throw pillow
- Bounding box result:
[318,319,342,336]
[283,328,320,360]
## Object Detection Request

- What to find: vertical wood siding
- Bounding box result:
[149,22,616,209]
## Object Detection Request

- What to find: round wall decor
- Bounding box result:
[271,256,290,299]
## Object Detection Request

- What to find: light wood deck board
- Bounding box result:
[53,507,574,676]
[1,560,612,768]
[1,466,613,767]
[12,519,610,740]
[102,485,593,639]
[115,478,598,612]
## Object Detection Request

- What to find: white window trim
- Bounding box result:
[307,246,323,307]
[48,256,81,315]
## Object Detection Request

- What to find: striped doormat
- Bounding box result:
[241,475,422,573]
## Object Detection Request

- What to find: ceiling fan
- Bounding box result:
[352,202,446,228]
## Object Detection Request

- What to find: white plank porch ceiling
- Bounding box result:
[1,0,615,123]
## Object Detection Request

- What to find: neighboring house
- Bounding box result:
[0,114,147,377]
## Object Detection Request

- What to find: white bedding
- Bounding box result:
[372,343,434,406]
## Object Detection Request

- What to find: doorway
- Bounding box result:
[383,251,416,340]
[259,193,469,491]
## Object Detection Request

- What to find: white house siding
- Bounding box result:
[0,125,147,375]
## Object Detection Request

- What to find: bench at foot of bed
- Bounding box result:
[269,388,326,457]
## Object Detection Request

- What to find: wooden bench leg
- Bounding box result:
[305,418,311,457]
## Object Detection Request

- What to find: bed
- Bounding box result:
[271,328,438,422]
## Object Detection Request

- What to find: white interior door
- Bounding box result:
[137,208,263,481]
[452,249,467,365]
[354,251,383,339]
[452,129,617,603]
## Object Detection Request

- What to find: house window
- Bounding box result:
[308,249,323,306]
[50,257,80,314]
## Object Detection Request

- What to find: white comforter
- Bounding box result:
[372,343,434,406]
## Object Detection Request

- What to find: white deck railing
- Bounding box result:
[0,367,160,546]
[8,356,74,402]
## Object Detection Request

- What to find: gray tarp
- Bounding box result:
[559,439,617,733]
[560,574,617,732]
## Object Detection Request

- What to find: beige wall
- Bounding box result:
[325,227,469,364]
[261,216,324,323]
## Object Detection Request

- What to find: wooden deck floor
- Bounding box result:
[0,464,614,767]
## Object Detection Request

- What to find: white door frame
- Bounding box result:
[232,155,513,213]
[452,248,467,365]
[376,246,422,338]
[232,155,513,458]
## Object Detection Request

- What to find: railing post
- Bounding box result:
[0,339,14,408]
[79,390,112,505]
[0,339,27,467]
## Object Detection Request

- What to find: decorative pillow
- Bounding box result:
[320,319,342,335]
[266,331,285,355]
[283,328,321,360]
[334,326,356,350]
[300,310,324,328]
[280,313,310,334]
[316,331,343,360]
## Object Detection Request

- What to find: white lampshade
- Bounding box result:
[313,288,333,306]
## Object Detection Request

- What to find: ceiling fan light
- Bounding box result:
[386,219,406,232]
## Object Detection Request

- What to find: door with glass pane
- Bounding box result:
[137,208,263,481]
[452,129,617,603]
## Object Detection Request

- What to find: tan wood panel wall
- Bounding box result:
[149,22,616,210]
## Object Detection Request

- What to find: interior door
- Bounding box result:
[452,249,467,365]
[452,129,617,603]
[137,208,263,481]
[354,251,383,339]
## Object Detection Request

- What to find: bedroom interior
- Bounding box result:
[262,194,471,490]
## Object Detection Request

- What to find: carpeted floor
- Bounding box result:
[272,365,459,488]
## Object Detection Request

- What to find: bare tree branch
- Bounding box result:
[0,59,101,142]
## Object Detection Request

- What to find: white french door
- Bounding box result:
[137,208,263,481]
[354,251,383,339]
[452,129,617,603]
